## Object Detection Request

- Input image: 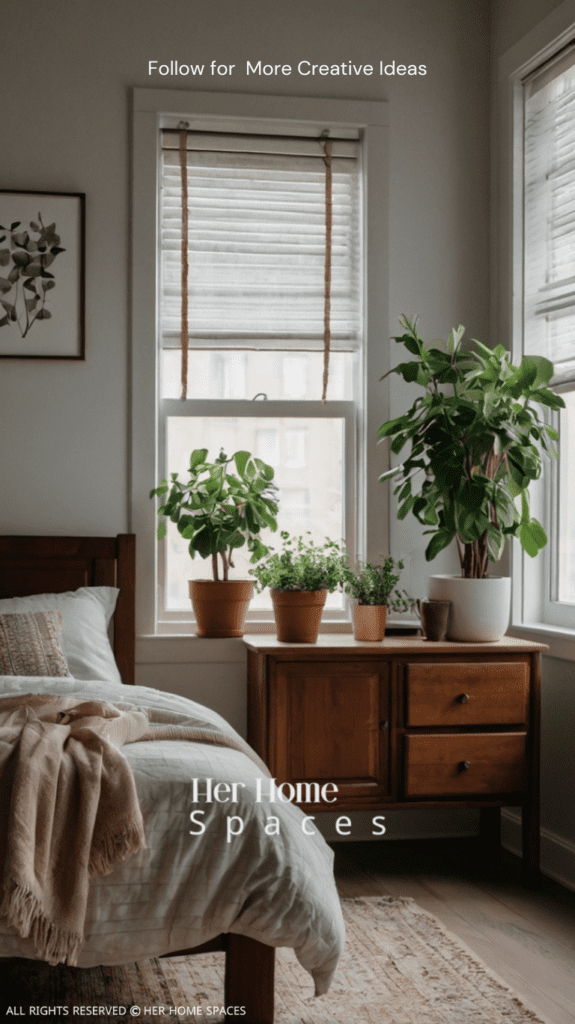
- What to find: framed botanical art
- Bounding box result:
[0,190,85,360]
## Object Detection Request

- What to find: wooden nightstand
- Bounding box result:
[244,634,547,885]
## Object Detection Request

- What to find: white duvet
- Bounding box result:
[0,675,344,995]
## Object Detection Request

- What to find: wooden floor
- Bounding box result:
[332,837,575,1024]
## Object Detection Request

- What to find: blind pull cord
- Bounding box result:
[178,121,190,400]
[320,130,333,403]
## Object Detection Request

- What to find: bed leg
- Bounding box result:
[225,934,275,1024]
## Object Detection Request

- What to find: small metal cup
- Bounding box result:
[417,598,451,641]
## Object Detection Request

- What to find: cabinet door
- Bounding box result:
[272,660,390,807]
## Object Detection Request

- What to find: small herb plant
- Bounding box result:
[342,557,402,606]
[378,316,564,579]
[150,448,278,582]
[249,531,347,593]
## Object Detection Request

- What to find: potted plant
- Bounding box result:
[249,531,347,642]
[150,448,278,637]
[377,316,564,641]
[342,557,403,641]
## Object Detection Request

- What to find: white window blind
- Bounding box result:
[160,131,361,352]
[524,47,575,381]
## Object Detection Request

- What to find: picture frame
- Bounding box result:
[0,190,85,360]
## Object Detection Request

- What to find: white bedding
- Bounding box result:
[0,675,344,995]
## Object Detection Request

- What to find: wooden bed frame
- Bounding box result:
[0,534,275,1024]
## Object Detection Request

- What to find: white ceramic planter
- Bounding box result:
[428,575,511,642]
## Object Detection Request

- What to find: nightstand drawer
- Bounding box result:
[404,732,527,797]
[405,661,529,727]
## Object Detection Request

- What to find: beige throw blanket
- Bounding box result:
[0,693,269,967]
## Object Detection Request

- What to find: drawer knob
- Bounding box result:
[458,693,470,704]
[380,720,389,731]
[459,760,471,771]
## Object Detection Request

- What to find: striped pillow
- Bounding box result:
[0,610,70,677]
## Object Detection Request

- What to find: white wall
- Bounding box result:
[2,0,492,841]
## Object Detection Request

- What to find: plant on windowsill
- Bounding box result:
[377,315,565,641]
[342,557,404,641]
[249,531,347,643]
[150,448,278,638]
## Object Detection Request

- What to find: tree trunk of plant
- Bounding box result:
[212,552,219,581]
[459,533,489,579]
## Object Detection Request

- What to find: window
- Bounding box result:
[131,90,389,635]
[510,40,575,643]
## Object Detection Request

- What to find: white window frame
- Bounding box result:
[497,3,575,660]
[131,88,389,636]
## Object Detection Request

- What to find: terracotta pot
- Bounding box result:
[353,604,387,642]
[270,588,327,643]
[189,579,254,638]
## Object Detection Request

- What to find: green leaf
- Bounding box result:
[177,514,197,539]
[519,523,540,558]
[0,249,9,266]
[398,479,412,502]
[378,466,402,482]
[397,495,415,520]
[157,520,167,540]
[244,503,259,533]
[530,389,565,410]
[395,361,421,383]
[390,433,408,455]
[254,457,274,480]
[189,449,208,471]
[521,355,555,388]
[425,529,453,561]
[233,450,250,478]
[377,415,409,439]
[528,517,547,549]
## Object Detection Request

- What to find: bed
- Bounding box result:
[0,534,344,1023]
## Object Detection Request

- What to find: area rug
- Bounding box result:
[1,896,549,1023]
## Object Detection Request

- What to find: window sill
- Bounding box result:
[137,617,420,664]
[507,623,575,662]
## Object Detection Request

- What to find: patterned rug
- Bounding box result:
[1,896,549,1023]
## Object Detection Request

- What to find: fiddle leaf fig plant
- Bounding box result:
[378,316,565,579]
[150,448,279,582]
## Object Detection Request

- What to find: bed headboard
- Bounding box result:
[0,534,136,685]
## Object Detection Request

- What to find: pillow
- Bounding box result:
[0,587,121,683]
[0,610,70,677]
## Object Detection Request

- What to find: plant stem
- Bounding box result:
[212,552,219,582]
[221,549,229,582]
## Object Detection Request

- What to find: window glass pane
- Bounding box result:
[557,390,575,602]
[164,416,345,612]
[524,61,575,375]
[161,349,353,400]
